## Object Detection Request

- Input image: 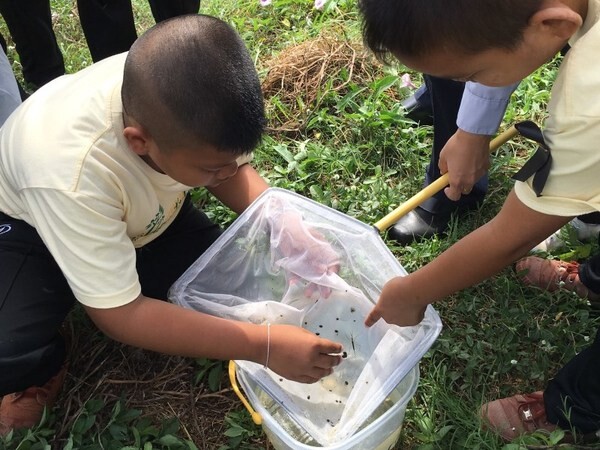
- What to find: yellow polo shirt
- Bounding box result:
[0,53,251,308]
[515,0,600,216]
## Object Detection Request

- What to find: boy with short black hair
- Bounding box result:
[0,14,342,434]
[360,0,600,442]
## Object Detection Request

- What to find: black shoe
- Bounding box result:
[402,86,433,126]
[387,207,450,245]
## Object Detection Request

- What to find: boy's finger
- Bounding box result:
[316,353,342,369]
[364,308,381,327]
[317,339,342,355]
[444,186,461,202]
[315,353,342,375]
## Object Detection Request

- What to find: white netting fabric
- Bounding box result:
[170,188,442,445]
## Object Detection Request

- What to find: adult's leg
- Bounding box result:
[0,33,28,102]
[77,0,137,62]
[579,253,600,297]
[0,0,64,88]
[420,75,487,216]
[136,195,221,300]
[388,75,487,244]
[146,0,200,23]
[0,214,75,396]
[401,84,433,126]
[544,327,600,433]
[0,39,21,123]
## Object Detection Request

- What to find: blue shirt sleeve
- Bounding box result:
[457,82,519,135]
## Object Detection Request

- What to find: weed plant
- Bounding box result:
[2,1,599,449]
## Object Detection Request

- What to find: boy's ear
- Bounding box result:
[529,4,583,41]
[123,123,151,156]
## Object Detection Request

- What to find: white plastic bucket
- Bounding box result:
[233,362,419,450]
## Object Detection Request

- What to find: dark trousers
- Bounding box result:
[575,212,600,295]
[0,0,201,87]
[545,328,600,433]
[0,0,64,87]
[545,210,600,431]
[77,0,201,62]
[580,255,600,296]
[0,196,220,395]
[420,75,487,217]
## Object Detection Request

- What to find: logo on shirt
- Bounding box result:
[0,224,11,235]
[131,194,186,244]
[145,205,166,236]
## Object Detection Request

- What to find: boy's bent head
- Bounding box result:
[122,14,265,155]
[359,0,543,61]
[359,0,584,86]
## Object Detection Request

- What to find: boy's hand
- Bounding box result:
[364,276,427,327]
[439,129,491,201]
[268,324,343,383]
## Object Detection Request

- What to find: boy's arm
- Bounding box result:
[366,189,572,326]
[85,296,342,383]
[207,163,268,214]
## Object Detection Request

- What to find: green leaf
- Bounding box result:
[309,184,324,199]
[63,438,74,450]
[223,427,245,438]
[158,434,184,446]
[273,144,294,163]
[85,399,105,414]
[435,425,454,440]
[548,428,566,444]
[118,408,142,423]
[160,417,181,436]
[184,440,199,450]
[372,77,401,100]
[108,423,128,441]
[208,363,223,392]
[131,425,141,447]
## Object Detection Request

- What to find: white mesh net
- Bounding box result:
[170,188,442,446]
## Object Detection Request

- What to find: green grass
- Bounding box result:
[2,1,600,449]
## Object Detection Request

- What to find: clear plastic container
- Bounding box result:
[236,364,419,450]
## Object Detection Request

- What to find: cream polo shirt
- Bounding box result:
[514,0,600,216]
[0,53,251,309]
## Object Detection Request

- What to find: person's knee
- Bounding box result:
[0,336,67,395]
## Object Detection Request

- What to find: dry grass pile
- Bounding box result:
[261,32,384,135]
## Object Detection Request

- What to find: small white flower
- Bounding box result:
[260,0,272,6]
[584,336,590,342]
[314,0,326,10]
[400,73,417,89]
[510,359,517,365]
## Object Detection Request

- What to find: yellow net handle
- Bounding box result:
[228,360,263,425]
[373,125,519,232]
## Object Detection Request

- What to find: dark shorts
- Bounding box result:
[0,195,221,394]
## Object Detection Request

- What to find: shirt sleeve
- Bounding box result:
[457,82,519,135]
[21,187,141,308]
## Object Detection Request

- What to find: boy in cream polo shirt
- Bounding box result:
[0,15,343,434]
[359,0,600,443]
